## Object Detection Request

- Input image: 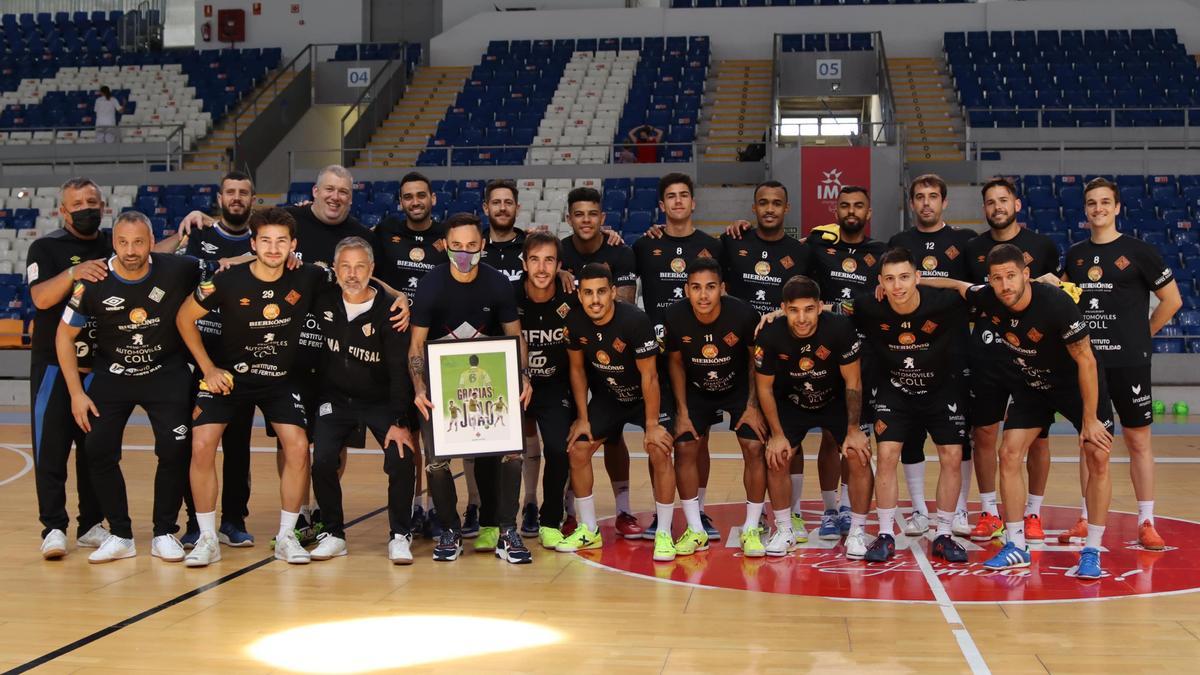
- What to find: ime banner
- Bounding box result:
[799,146,871,236]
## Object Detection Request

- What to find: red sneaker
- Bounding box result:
[561,515,578,536]
[1024,514,1045,541]
[1058,517,1088,544]
[615,512,645,539]
[970,512,1004,542]
[1139,520,1166,550]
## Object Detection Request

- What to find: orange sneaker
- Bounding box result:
[1024,514,1045,541]
[1058,517,1088,544]
[970,512,1005,542]
[1138,520,1166,550]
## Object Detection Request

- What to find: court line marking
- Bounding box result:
[0,444,33,486]
[908,537,991,674]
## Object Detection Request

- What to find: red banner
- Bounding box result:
[799,146,871,236]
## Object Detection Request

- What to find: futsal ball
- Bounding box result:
[1173,401,1190,416]
[1153,400,1166,414]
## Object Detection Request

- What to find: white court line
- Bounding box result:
[0,444,34,486]
[908,540,991,674]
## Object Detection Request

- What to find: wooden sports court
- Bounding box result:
[3,409,1200,674]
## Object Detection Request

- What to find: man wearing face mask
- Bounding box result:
[26,177,112,560]
[409,213,533,563]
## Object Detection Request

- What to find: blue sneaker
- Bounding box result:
[422,508,443,539]
[462,504,481,538]
[699,512,721,541]
[1076,547,1103,579]
[931,534,967,563]
[641,515,659,540]
[410,505,427,539]
[838,506,852,535]
[819,509,841,540]
[983,541,1031,570]
[218,522,255,547]
[180,527,200,550]
[864,533,896,562]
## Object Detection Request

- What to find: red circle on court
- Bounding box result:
[580,502,1196,603]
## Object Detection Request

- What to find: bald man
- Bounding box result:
[56,212,215,564]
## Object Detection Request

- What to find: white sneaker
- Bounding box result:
[274,531,311,564]
[41,529,67,559]
[310,532,347,560]
[184,533,221,567]
[903,512,930,536]
[77,523,110,548]
[845,528,869,559]
[389,533,414,565]
[87,534,136,564]
[951,510,971,537]
[765,528,797,557]
[151,534,185,562]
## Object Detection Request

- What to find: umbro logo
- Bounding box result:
[201,242,219,255]
[102,296,124,307]
[172,425,188,437]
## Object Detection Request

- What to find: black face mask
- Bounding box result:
[70,207,102,236]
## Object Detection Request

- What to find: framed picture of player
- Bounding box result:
[425,335,524,458]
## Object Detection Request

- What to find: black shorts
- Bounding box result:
[969,358,1011,427]
[1104,364,1153,429]
[194,379,308,430]
[1004,377,1115,435]
[677,388,750,442]
[587,392,673,443]
[873,382,967,447]
[264,368,370,445]
[776,397,849,449]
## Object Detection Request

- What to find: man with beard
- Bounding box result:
[632,173,724,541]
[26,177,111,559]
[481,179,527,282]
[155,170,258,549]
[720,181,811,316]
[1064,177,1180,550]
[885,174,976,539]
[56,212,210,563]
[964,178,1062,545]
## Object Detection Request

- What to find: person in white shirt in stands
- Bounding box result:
[94,86,124,144]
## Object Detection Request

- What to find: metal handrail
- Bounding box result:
[340,44,409,167]
[875,30,898,146]
[231,43,315,145]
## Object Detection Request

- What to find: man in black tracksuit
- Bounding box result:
[309,237,417,564]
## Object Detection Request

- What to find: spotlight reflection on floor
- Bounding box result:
[247,614,563,672]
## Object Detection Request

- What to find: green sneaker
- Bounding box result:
[653,529,677,562]
[474,526,500,552]
[538,526,564,550]
[555,523,602,552]
[791,514,808,543]
[674,527,709,556]
[741,526,766,557]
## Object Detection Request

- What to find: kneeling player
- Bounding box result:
[558,264,677,561]
[755,277,872,559]
[665,258,764,556]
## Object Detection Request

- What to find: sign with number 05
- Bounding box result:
[816,59,842,80]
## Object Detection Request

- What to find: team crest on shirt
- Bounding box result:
[556,303,570,318]
[596,349,610,365]
[898,332,916,345]
[826,248,836,255]
[754,261,771,276]
[612,338,626,353]
[239,297,250,306]
[815,346,830,361]
[701,344,719,359]
[284,290,301,305]
[1087,266,1103,281]
[1004,332,1021,347]
[880,323,890,332]
[1027,327,1043,343]
[946,245,960,260]
[799,357,814,371]
[922,256,938,271]
[670,258,686,273]
[410,248,425,262]
[1115,255,1131,270]
[921,320,938,334]
[841,258,858,273]
[864,254,877,267]
[780,256,795,270]
[874,419,888,435]
[681,335,692,343]
[737,249,749,257]
[362,323,374,337]
[723,332,739,347]
[263,303,280,320]
[699,249,713,258]
[977,255,987,264]
[128,308,147,324]
[148,287,164,303]
[391,236,402,244]
[652,248,663,257]
[1023,252,1034,265]
[753,346,764,368]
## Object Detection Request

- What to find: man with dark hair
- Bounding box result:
[56,212,210,563]
[557,263,678,561]
[720,181,811,316]
[664,257,764,555]
[516,231,576,548]
[560,187,638,304]
[754,275,871,558]
[924,243,1114,579]
[852,247,969,563]
[176,207,335,567]
[886,173,977,540]
[27,177,111,559]
[374,171,445,300]
[308,237,418,564]
[481,179,527,282]
[633,172,723,540]
[409,213,533,563]
[964,177,1063,545]
[1064,177,1180,550]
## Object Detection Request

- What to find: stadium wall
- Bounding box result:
[192,0,367,60]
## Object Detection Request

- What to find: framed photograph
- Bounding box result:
[426,335,524,458]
